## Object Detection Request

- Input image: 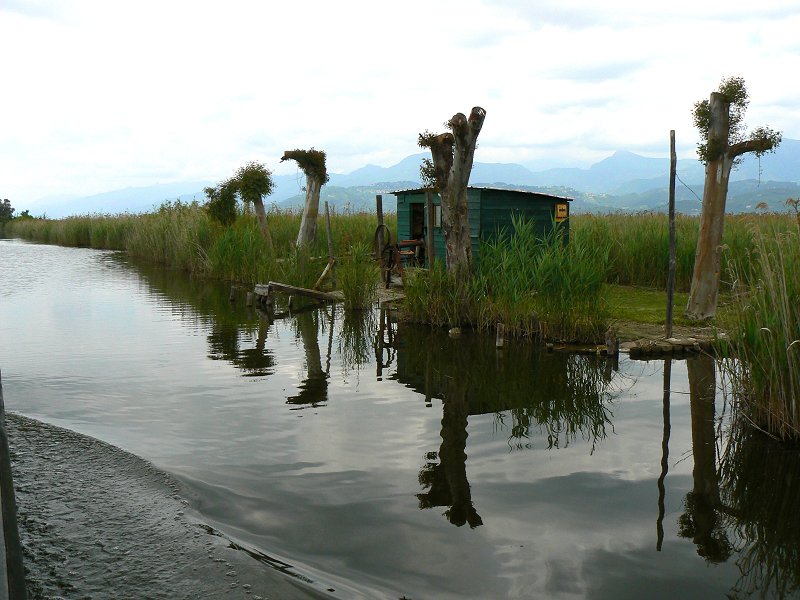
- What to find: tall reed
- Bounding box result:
[403,216,610,342]
[338,242,380,310]
[722,225,800,440]
[571,212,796,291]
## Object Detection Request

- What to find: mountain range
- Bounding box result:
[20,139,800,217]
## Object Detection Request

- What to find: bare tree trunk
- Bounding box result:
[686,95,734,319]
[252,198,274,253]
[296,175,322,247]
[686,93,778,319]
[440,184,471,275]
[426,107,485,277]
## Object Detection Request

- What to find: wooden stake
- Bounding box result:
[376,194,384,253]
[495,322,505,348]
[246,291,254,307]
[425,190,435,267]
[229,286,236,302]
[313,258,336,291]
[605,328,619,357]
[666,130,677,338]
[325,201,336,289]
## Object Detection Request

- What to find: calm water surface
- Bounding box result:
[0,238,797,599]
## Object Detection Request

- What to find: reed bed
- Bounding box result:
[403,216,611,343]
[718,419,800,597]
[722,224,800,440]
[571,212,796,291]
[6,202,393,288]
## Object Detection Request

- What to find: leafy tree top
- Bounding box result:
[234,161,275,203]
[280,148,329,184]
[693,76,781,165]
[0,198,14,222]
[204,162,275,225]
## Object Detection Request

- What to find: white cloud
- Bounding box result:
[2,0,799,207]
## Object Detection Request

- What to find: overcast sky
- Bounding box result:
[2,0,799,208]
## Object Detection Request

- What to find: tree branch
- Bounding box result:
[727,137,776,159]
[427,133,455,190]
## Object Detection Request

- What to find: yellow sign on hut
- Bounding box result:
[555,202,569,223]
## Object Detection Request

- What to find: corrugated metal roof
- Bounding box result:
[390,186,573,201]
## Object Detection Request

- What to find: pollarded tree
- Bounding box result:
[280,148,329,248]
[203,178,238,226]
[418,107,486,277]
[234,162,276,252]
[686,76,781,320]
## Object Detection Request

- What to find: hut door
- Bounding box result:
[411,203,425,240]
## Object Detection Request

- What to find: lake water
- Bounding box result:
[0,238,797,599]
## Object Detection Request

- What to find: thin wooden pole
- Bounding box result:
[325,201,336,289]
[376,194,384,253]
[666,130,677,338]
[425,190,435,267]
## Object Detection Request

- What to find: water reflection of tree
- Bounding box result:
[677,354,800,598]
[719,411,800,598]
[120,256,277,376]
[287,310,332,407]
[397,326,617,528]
[417,373,483,528]
[678,355,732,562]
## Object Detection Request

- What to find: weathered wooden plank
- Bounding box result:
[255,282,338,303]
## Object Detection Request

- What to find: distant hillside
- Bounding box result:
[26,181,213,218]
[22,138,800,217]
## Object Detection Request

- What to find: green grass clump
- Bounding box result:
[402,216,610,343]
[723,225,800,440]
[402,264,484,329]
[338,242,379,310]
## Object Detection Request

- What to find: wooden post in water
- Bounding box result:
[495,323,505,348]
[605,328,619,358]
[246,291,254,307]
[665,130,677,338]
[425,190,435,267]
[325,201,336,289]
[229,286,236,302]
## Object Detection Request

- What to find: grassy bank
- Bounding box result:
[6,202,392,291]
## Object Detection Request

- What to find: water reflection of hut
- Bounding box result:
[393,325,614,446]
[394,325,615,529]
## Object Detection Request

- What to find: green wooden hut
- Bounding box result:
[392,186,572,268]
